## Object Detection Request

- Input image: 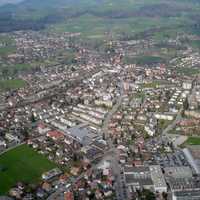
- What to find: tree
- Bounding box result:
[183,98,189,110]
[102,132,106,140]
[162,192,168,200]
[73,153,78,162]
[141,189,156,200]
[165,90,171,101]
[22,127,29,139]
[30,113,36,123]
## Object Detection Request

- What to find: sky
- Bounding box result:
[0,0,23,5]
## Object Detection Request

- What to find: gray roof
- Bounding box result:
[124,166,149,173]
[183,148,200,174]
[174,190,200,197]
[67,124,98,146]
[0,197,14,200]
[150,165,167,189]
[125,174,153,186]
[164,166,193,179]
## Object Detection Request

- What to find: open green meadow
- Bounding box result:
[0,36,16,56]
[184,137,200,145]
[0,79,27,91]
[174,67,200,76]
[0,144,57,195]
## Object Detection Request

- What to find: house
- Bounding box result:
[47,130,64,140]
[64,191,74,200]
[37,123,50,134]
[182,80,193,90]
[42,168,62,181]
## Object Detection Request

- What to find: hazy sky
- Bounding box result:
[0,0,23,5]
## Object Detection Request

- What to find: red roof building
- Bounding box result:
[64,191,74,200]
[47,130,64,140]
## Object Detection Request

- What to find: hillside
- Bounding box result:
[0,0,200,40]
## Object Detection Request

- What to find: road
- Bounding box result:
[101,77,127,200]
[162,108,183,136]
[108,149,127,200]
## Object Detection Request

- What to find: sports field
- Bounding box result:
[0,144,57,195]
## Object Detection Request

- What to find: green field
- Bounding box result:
[124,55,166,65]
[0,36,16,56]
[174,67,200,76]
[0,0,200,42]
[185,137,200,145]
[141,80,167,88]
[0,46,16,56]
[0,79,27,91]
[0,144,57,195]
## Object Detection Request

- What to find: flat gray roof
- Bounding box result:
[66,124,98,145]
[125,174,153,186]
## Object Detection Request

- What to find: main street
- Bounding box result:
[102,77,127,200]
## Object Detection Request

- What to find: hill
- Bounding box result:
[0,0,200,40]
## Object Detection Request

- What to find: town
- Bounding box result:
[1,14,200,200]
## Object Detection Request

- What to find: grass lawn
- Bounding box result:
[175,67,200,76]
[185,137,200,145]
[158,119,172,130]
[0,144,57,194]
[141,80,169,88]
[124,55,166,65]
[0,46,16,56]
[0,79,27,91]
[142,82,160,88]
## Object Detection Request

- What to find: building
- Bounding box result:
[182,80,193,90]
[47,130,65,140]
[66,124,100,146]
[64,192,74,200]
[172,190,200,200]
[183,148,200,175]
[42,168,62,181]
[124,166,154,191]
[154,113,174,121]
[164,166,193,179]
[150,165,167,193]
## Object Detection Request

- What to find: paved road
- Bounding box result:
[101,78,128,200]
[162,108,183,136]
[108,149,127,200]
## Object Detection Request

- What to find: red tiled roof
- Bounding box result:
[47,130,64,139]
[38,122,46,129]
[64,192,74,200]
